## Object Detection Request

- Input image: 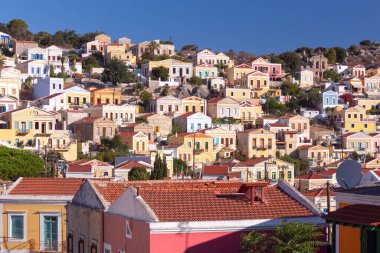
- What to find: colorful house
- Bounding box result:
[119,132,149,155]
[251,57,282,81]
[85,103,136,126]
[237,71,270,98]
[65,159,114,178]
[344,105,376,132]
[194,64,218,79]
[88,87,122,105]
[64,85,91,108]
[181,96,207,114]
[298,145,331,167]
[207,97,240,119]
[323,184,380,253]
[142,58,193,83]
[68,180,326,253]
[226,64,254,85]
[236,128,277,158]
[0,32,11,47]
[173,112,212,133]
[0,178,83,252]
[73,116,115,143]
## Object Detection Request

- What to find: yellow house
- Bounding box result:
[344,105,376,132]
[200,127,236,150]
[222,87,252,101]
[0,107,78,161]
[120,131,149,155]
[240,101,263,123]
[236,128,276,158]
[364,74,380,92]
[88,87,122,105]
[106,44,136,66]
[355,98,380,111]
[181,96,207,113]
[194,64,218,79]
[142,58,193,81]
[64,85,91,108]
[236,71,270,98]
[215,52,234,68]
[168,132,216,169]
[298,145,331,167]
[226,64,254,84]
[231,157,295,184]
[343,132,376,154]
[0,178,84,252]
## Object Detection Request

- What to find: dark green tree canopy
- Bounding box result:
[101,58,135,85]
[151,66,169,81]
[0,146,44,181]
[128,167,150,181]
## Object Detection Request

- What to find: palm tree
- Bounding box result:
[60,56,67,73]
[147,41,160,54]
[240,222,323,253]
[0,54,6,78]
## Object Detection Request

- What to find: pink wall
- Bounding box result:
[104,213,150,253]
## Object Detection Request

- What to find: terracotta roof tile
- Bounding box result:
[323,204,380,226]
[203,165,229,175]
[9,178,84,195]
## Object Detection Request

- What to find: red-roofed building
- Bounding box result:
[73,116,115,143]
[295,173,332,191]
[65,159,114,179]
[201,165,229,180]
[68,180,326,253]
[119,131,149,155]
[0,178,84,251]
[114,160,152,180]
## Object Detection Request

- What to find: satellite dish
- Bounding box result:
[336,160,362,189]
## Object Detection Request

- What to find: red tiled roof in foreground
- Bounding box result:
[92,181,129,204]
[137,181,315,222]
[9,178,84,195]
[323,204,380,226]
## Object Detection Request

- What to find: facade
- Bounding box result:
[68,180,325,253]
[226,64,254,85]
[200,127,236,150]
[207,97,240,119]
[0,32,11,47]
[120,122,155,140]
[130,40,175,58]
[65,159,113,178]
[114,160,152,180]
[46,45,68,73]
[0,68,22,100]
[344,105,376,132]
[149,95,182,116]
[173,112,212,133]
[215,52,234,68]
[64,86,91,108]
[32,77,64,99]
[194,64,218,79]
[138,113,172,137]
[181,96,207,113]
[236,128,277,158]
[239,101,263,122]
[309,55,328,79]
[73,117,115,143]
[0,96,18,113]
[0,178,83,252]
[322,90,339,111]
[299,69,314,87]
[119,132,149,155]
[85,104,136,126]
[16,60,49,78]
[192,48,216,65]
[88,87,122,105]
[142,59,193,83]
[106,43,136,66]
[222,87,252,101]
[298,145,331,167]
[14,40,38,55]
[237,71,270,98]
[251,57,282,81]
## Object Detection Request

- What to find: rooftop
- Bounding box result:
[8,178,84,195]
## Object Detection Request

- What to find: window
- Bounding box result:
[186,68,189,75]
[272,172,277,180]
[287,171,292,179]
[14,121,19,129]
[351,124,355,128]
[28,121,33,130]
[104,243,112,253]
[126,220,132,239]
[53,83,56,89]
[364,124,368,128]
[78,239,84,253]
[91,244,97,253]
[40,214,60,250]
[257,171,261,180]
[67,234,73,253]
[289,144,293,148]
[83,97,86,104]
[35,122,39,129]
[173,68,176,74]
[68,96,72,103]
[8,212,26,241]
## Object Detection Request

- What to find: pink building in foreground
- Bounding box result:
[251,57,282,81]
[68,180,328,253]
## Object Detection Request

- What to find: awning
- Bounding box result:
[0,120,6,124]
[323,204,380,227]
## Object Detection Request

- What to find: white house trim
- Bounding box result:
[39,212,62,251]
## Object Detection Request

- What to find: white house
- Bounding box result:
[322,90,339,111]
[16,60,49,79]
[299,69,314,87]
[33,77,65,99]
[32,92,66,111]
[0,95,18,112]
[359,169,380,186]
[46,45,69,74]
[0,67,22,99]
[173,112,212,133]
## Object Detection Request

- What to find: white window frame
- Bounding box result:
[8,211,27,242]
[39,212,62,251]
[126,220,132,239]
[104,243,112,253]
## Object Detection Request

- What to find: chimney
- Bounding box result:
[242,183,268,204]
[136,186,140,196]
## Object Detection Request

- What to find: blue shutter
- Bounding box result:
[14,121,19,129]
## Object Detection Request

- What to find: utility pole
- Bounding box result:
[44,145,47,177]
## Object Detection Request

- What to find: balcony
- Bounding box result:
[195,149,204,154]
[16,129,30,135]
[252,145,272,150]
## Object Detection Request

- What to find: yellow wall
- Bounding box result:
[90,88,121,105]
[2,203,67,252]
[338,202,361,253]
[65,92,90,107]
[181,97,206,113]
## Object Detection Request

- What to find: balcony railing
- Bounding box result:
[16,129,30,135]
[252,145,272,150]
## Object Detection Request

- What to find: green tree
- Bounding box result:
[128,167,150,181]
[151,66,169,81]
[323,69,342,82]
[279,52,303,76]
[83,55,99,70]
[101,58,135,103]
[173,158,188,176]
[325,48,337,64]
[271,222,323,253]
[161,84,170,96]
[240,231,269,253]
[240,222,323,253]
[333,47,347,64]
[189,76,203,86]
[139,90,152,107]
[6,19,33,40]
[172,123,183,134]
[299,87,322,110]
[35,31,53,47]
[151,153,168,180]
[286,97,300,113]
[0,54,5,78]
[0,146,44,181]
[360,40,372,47]
[280,81,300,96]
[265,98,287,115]
[148,41,160,54]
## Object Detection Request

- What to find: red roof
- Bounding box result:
[318,169,337,176]
[208,97,224,103]
[235,64,253,69]
[297,145,313,150]
[92,181,129,204]
[77,117,101,123]
[296,174,326,180]
[9,178,84,195]
[234,157,269,167]
[323,204,380,226]
[268,123,289,128]
[137,181,315,222]
[119,132,138,137]
[203,165,229,175]
[115,160,151,170]
[67,164,92,173]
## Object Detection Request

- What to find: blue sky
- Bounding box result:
[2,0,380,55]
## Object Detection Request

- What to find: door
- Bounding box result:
[42,216,58,250]
[42,123,46,134]
[21,122,26,133]
[358,142,362,150]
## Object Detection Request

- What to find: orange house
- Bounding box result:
[119,132,149,155]
[324,184,380,253]
[88,87,122,105]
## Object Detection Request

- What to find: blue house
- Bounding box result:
[0,32,11,47]
[322,90,338,111]
[173,112,212,133]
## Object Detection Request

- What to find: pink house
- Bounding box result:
[68,180,328,253]
[251,57,282,81]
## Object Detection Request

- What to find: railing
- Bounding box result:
[252,145,272,150]
[16,129,30,135]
